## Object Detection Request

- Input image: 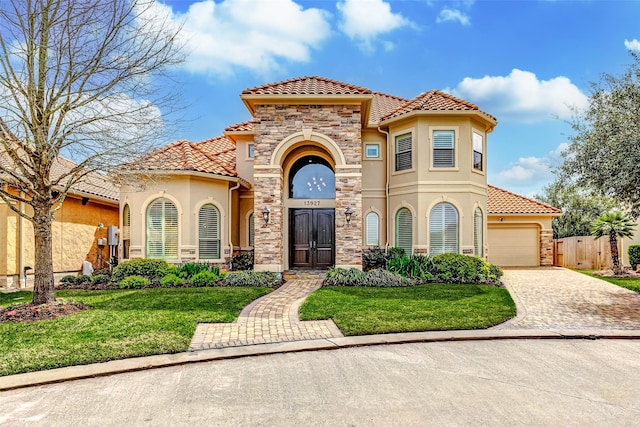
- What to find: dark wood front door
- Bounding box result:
[290,209,335,269]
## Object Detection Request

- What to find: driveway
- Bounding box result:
[495,267,640,330]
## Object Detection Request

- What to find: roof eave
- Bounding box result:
[488,212,562,217]
[379,110,497,131]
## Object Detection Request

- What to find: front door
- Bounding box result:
[290,209,335,269]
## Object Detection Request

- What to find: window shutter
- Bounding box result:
[395,134,412,171]
[395,208,412,255]
[430,203,458,255]
[433,131,455,168]
[122,204,131,240]
[474,208,483,257]
[248,213,255,247]
[146,198,178,259]
[366,212,379,246]
[199,204,220,259]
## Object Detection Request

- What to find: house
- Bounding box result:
[119,76,560,271]
[0,156,119,287]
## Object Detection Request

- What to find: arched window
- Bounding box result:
[248,213,255,247]
[395,208,412,255]
[122,204,131,259]
[146,198,178,259]
[366,212,379,246]
[199,204,221,259]
[289,156,335,199]
[430,202,459,255]
[474,208,483,257]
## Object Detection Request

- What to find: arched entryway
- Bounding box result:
[287,155,335,269]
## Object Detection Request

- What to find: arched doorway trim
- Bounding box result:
[270,130,347,167]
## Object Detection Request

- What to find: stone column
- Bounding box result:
[253,167,284,272]
[335,168,363,269]
[540,229,554,266]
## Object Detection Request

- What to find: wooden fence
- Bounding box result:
[554,236,621,270]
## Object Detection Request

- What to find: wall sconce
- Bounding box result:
[262,207,270,224]
[345,207,353,224]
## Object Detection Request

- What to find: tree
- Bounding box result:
[591,212,636,274]
[535,180,618,238]
[560,52,640,219]
[0,0,183,304]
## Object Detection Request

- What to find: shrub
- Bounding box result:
[488,264,504,285]
[112,259,171,283]
[231,250,254,271]
[60,275,77,284]
[387,247,405,261]
[178,262,219,279]
[362,247,389,271]
[431,253,502,285]
[189,270,220,287]
[629,245,640,270]
[364,269,414,287]
[219,271,282,288]
[160,273,184,288]
[387,255,435,283]
[74,275,93,284]
[92,274,111,285]
[118,275,150,289]
[324,267,366,286]
[92,267,111,277]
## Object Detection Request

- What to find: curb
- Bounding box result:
[2,328,640,392]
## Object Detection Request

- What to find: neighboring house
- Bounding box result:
[119,76,560,271]
[0,156,119,287]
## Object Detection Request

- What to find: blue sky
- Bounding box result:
[154,0,640,197]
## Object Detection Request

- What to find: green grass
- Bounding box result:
[580,270,640,293]
[0,287,270,376]
[299,284,516,336]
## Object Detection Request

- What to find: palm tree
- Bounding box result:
[591,212,636,274]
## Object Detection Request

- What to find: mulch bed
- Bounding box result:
[0,300,91,323]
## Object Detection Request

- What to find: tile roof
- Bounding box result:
[242,76,372,96]
[488,185,561,215]
[369,92,409,124]
[381,90,496,122]
[225,120,256,133]
[132,137,236,177]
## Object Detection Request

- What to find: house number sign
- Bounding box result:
[303,200,321,206]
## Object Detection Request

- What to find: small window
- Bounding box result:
[395,208,412,255]
[433,130,455,168]
[473,133,483,171]
[248,143,254,158]
[122,204,131,259]
[395,133,412,171]
[366,212,379,246]
[365,144,379,158]
[474,208,483,257]
[248,213,255,247]
[199,204,221,259]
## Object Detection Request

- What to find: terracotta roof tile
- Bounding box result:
[488,185,561,215]
[242,76,372,95]
[369,92,409,124]
[381,90,496,122]
[224,120,256,132]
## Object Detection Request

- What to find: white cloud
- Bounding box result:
[496,143,568,186]
[148,0,331,77]
[436,8,470,26]
[625,39,640,52]
[337,0,411,51]
[447,69,588,123]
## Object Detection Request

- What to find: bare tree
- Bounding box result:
[0,0,183,304]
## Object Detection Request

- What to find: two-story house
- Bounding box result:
[119,76,560,271]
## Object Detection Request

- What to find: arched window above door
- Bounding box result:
[289,156,335,199]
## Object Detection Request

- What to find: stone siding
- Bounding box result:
[540,229,554,266]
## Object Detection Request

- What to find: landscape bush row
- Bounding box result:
[59,257,281,290]
[326,248,503,287]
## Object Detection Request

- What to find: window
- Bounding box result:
[289,156,335,199]
[474,208,483,257]
[146,198,178,259]
[395,208,412,255]
[122,204,131,259]
[429,202,459,255]
[248,213,255,247]
[395,133,412,171]
[199,204,221,259]
[248,143,254,158]
[473,132,483,171]
[365,144,379,158]
[366,212,379,246]
[433,130,455,168]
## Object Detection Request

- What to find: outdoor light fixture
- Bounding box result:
[345,207,353,224]
[262,207,270,224]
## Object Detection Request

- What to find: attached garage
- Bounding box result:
[487,185,561,267]
[487,225,539,267]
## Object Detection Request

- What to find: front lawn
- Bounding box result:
[580,270,640,293]
[0,287,270,376]
[299,284,516,336]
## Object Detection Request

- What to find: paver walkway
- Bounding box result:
[189,279,343,350]
[495,267,640,330]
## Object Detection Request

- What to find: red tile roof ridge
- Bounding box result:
[224,120,256,132]
[488,184,561,214]
[190,140,237,177]
[242,75,372,95]
[372,91,409,102]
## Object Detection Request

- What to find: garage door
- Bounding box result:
[487,226,539,267]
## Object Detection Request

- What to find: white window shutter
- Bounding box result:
[395,208,412,255]
[199,204,220,259]
[366,212,379,246]
[146,198,178,259]
[474,208,483,257]
[430,202,458,255]
[248,213,255,247]
[433,130,455,168]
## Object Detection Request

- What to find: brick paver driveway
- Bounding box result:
[495,267,640,330]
